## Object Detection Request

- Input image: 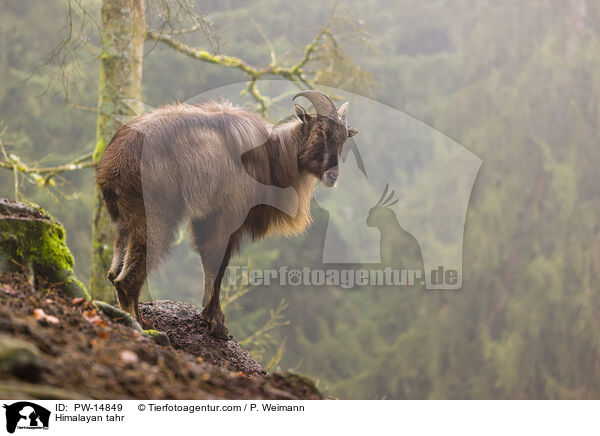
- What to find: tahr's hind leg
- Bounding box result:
[107,224,129,284]
[113,232,151,329]
[113,208,179,329]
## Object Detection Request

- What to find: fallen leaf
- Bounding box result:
[1,284,16,295]
[82,310,107,327]
[82,309,97,319]
[46,315,59,324]
[71,297,85,306]
[82,309,106,326]
[95,319,107,327]
[120,350,139,364]
[33,308,59,324]
[33,308,45,320]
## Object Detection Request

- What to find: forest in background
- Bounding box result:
[1,0,600,399]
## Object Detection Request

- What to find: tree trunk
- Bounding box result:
[90,0,146,302]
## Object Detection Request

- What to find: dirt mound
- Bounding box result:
[0,271,322,400]
[141,300,266,375]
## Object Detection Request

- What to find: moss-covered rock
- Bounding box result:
[93,300,142,331]
[143,329,170,346]
[0,199,89,299]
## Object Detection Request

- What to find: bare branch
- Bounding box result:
[31,151,95,176]
[158,24,206,36]
[145,27,327,114]
[66,101,98,113]
[239,299,289,347]
[33,0,100,101]
[146,29,260,76]
[252,19,277,67]
[146,0,218,52]
[0,126,95,199]
[146,2,372,114]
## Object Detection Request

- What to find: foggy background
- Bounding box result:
[1,0,599,399]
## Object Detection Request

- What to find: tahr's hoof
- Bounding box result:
[139,317,155,330]
[107,271,117,284]
[208,320,231,341]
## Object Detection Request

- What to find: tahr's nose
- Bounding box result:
[322,167,339,187]
[326,169,338,184]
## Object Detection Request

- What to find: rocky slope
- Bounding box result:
[0,199,322,400]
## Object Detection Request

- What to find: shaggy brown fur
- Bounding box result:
[96,98,357,339]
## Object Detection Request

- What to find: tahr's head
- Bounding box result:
[294,90,358,187]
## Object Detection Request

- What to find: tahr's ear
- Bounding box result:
[337,102,349,119]
[347,126,359,137]
[295,104,309,124]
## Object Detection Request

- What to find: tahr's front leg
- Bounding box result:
[190,215,238,340]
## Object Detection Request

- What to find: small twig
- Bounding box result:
[66,100,98,113]
[239,299,289,346]
[158,24,205,36]
[222,284,255,311]
[252,19,276,67]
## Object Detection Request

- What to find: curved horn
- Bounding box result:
[293,90,338,120]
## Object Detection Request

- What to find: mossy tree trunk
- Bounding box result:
[90,0,146,302]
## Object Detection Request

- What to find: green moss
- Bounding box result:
[143,329,161,336]
[143,329,170,346]
[0,219,71,271]
[92,137,106,163]
[0,204,89,299]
